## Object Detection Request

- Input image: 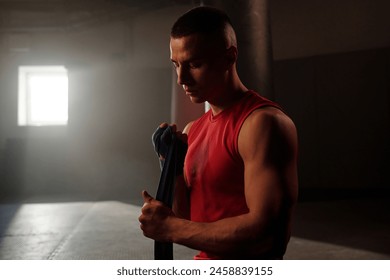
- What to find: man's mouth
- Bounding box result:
[184,87,197,95]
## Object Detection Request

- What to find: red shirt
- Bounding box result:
[184,90,281,259]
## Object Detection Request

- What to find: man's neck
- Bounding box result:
[209,80,248,116]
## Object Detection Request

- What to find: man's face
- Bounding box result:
[170,33,227,104]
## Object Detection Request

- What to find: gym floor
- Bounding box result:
[0,191,389,260]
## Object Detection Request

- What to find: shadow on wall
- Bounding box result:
[273,46,390,257]
[273,47,390,190]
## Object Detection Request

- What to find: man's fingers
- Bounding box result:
[177,132,188,143]
[170,124,177,133]
[159,122,169,128]
[142,190,163,205]
[142,190,154,204]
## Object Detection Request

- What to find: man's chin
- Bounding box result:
[189,96,205,104]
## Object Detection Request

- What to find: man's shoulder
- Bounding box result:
[238,105,298,165]
[183,121,194,135]
[241,106,297,143]
[249,106,293,126]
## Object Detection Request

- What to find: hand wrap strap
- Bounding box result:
[151,126,187,260]
[152,125,171,169]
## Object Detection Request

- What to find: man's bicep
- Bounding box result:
[244,162,287,224]
[239,109,298,220]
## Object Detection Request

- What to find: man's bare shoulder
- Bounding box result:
[245,106,296,134]
[239,106,298,162]
[183,121,194,135]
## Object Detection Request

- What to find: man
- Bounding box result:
[139,6,298,259]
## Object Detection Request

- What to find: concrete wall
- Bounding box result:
[0,5,192,200]
[270,0,390,60]
[274,48,390,190]
[270,0,390,190]
[0,0,389,201]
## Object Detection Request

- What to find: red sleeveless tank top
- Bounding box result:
[184,90,281,259]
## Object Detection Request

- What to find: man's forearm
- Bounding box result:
[167,213,274,256]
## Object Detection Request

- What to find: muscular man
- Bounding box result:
[139,6,298,260]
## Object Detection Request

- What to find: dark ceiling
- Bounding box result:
[0,0,198,32]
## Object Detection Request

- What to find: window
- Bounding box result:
[18,66,68,126]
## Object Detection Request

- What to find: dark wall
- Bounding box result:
[270,0,390,60]
[274,48,390,190]
[269,0,390,191]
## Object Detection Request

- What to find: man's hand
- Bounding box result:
[152,123,188,160]
[139,190,175,242]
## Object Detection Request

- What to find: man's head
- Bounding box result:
[171,6,237,50]
[170,7,239,104]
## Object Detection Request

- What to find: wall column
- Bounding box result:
[207,0,274,98]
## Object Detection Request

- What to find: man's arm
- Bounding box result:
[171,122,192,220]
[237,107,298,255]
[139,108,298,256]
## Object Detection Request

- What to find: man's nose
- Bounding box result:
[176,66,191,86]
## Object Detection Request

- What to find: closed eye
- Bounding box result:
[188,59,204,69]
[172,61,179,69]
[171,59,203,70]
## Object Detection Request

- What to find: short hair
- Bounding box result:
[171,6,237,48]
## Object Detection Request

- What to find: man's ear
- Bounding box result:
[225,46,238,67]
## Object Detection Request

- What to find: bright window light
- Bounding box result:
[18,66,68,126]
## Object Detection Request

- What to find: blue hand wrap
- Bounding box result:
[151,125,187,259]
